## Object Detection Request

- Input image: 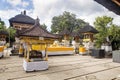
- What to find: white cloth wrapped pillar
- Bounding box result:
[83,41,94,50]
[0,52,3,57]
[101,46,112,52]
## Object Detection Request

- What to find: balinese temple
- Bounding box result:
[17,18,57,57]
[9,11,58,56]
[94,0,120,15]
[9,10,35,30]
[78,25,98,54]
[8,11,35,55]
[17,18,57,71]
[79,25,98,42]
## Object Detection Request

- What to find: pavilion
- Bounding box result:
[79,25,98,42]
[9,10,35,30]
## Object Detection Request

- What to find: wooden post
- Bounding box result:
[24,48,26,58]
[27,43,30,62]
[27,49,30,62]
[45,43,48,61]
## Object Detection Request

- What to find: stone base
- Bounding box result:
[23,59,48,72]
[113,50,120,63]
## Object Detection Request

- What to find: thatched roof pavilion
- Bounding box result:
[59,28,70,40]
[9,11,35,26]
[79,25,98,34]
[59,28,70,36]
[17,18,58,44]
[9,11,35,31]
[79,25,98,42]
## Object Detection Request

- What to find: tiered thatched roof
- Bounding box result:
[18,18,57,39]
[79,25,98,33]
[59,28,70,35]
[71,31,79,37]
[9,11,35,26]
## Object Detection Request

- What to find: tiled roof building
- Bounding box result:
[9,10,35,30]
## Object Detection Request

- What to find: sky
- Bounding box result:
[0,0,120,31]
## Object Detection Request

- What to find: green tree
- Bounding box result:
[51,11,88,33]
[0,18,6,30]
[0,18,16,46]
[41,24,47,30]
[94,16,113,48]
[109,24,120,50]
[7,27,16,43]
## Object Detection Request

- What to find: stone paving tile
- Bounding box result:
[0,55,120,80]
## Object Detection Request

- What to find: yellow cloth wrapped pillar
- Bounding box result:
[19,47,23,54]
[79,47,86,55]
[0,46,4,52]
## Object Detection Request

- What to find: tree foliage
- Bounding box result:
[94,16,113,48]
[0,18,16,43]
[108,24,120,50]
[0,19,6,30]
[41,23,47,30]
[51,11,88,33]
[7,27,16,42]
[94,16,120,50]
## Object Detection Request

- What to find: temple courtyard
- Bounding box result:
[0,54,120,80]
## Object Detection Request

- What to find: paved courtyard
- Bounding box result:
[0,54,120,80]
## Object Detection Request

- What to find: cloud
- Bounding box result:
[0,9,19,27]
[6,0,29,7]
[0,10,18,19]
[6,0,21,6]
[1,0,120,29]
[0,9,33,27]
[22,1,29,7]
[31,0,120,30]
